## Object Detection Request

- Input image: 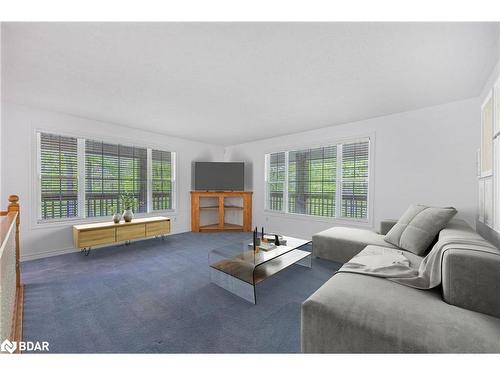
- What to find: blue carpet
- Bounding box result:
[21,232,340,353]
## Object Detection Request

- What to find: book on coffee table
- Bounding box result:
[247,241,277,251]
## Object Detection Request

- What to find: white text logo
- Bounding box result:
[1,339,49,353]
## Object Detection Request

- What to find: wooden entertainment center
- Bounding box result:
[190,191,252,232]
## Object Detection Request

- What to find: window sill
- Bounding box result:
[263,209,373,228]
[32,210,178,230]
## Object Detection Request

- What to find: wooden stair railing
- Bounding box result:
[0,195,23,352]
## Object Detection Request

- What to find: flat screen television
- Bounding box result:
[194,162,245,191]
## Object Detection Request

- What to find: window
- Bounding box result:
[288,146,336,217]
[85,140,148,217]
[266,152,286,211]
[39,133,79,219]
[152,149,174,210]
[341,141,369,219]
[37,132,175,222]
[265,138,370,221]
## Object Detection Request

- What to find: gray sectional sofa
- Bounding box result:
[301,219,500,353]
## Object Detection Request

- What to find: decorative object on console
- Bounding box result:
[122,209,133,223]
[120,193,137,222]
[109,205,121,224]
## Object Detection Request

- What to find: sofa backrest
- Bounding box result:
[440,219,500,318]
[439,219,488,242]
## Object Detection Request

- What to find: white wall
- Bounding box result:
[224,98,479,240]
[1,102,224,260]
[476,32,500,248]
[478,28,500,102]
[0,97,481,258]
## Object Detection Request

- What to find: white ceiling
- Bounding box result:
[2,22,500,145]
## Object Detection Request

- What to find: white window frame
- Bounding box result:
[264,135,374,226]
[35,132,83,223]
[264,154,271,210]
[150,149,177,212]
[264,153,287,212]
[77,138,86,218]
[34,130,177,226]
[335,144,343,219]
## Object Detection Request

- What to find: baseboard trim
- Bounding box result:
[11,285,24,353]
[21,246,79,262]
[20,229,189,262]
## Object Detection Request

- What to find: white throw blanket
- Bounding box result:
[340,246,419,278]
[339,237,498,290]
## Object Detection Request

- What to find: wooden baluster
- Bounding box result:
[4,194,23,348]
[218,195,225,230]
[7,195,20,289]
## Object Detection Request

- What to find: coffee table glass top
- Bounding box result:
[209,235,312,285]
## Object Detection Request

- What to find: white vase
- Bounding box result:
[123,209,134,222]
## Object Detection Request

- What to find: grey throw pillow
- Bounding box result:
[384,205,457,255]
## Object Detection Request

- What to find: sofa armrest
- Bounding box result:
[442,249,500,319]
[379,219,398,235]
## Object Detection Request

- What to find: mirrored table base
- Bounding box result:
[210,249,312,304]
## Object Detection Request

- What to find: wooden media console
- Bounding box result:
[190,191,252,232]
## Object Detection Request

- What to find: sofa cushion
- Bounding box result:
[301,273,500,353]
[312,227,398,263]
[384,205,457,255]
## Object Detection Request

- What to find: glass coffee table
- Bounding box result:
[209,236,312,304]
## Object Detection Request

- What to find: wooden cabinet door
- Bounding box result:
[146,221,170,236]
[78,228,116,248]
[116,224,146,241]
